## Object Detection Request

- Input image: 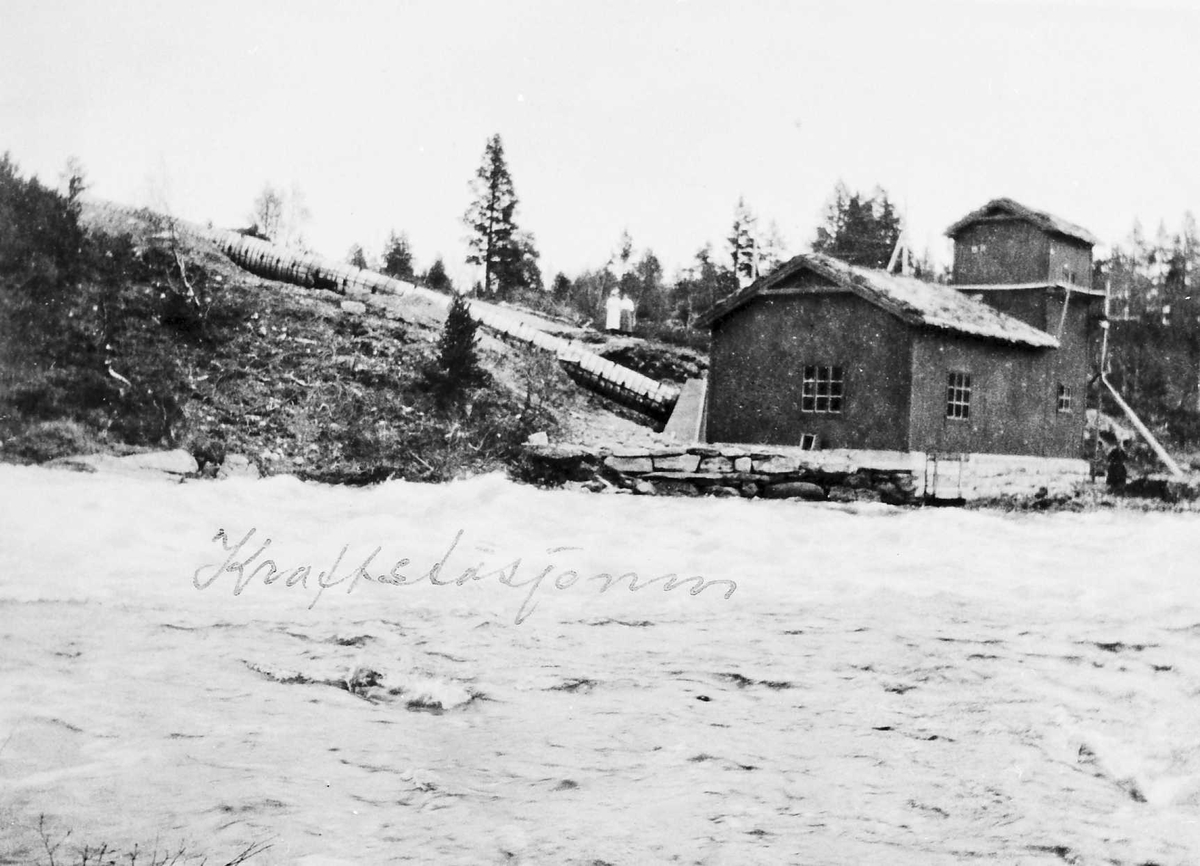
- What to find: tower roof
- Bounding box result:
[945,198,1098,247]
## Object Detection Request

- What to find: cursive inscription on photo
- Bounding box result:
[193,528,738,624]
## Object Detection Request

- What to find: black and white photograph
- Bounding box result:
[2,1,1200,863]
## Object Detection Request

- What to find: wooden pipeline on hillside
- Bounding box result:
[209,229,680,419]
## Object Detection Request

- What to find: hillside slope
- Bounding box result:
[1,201,678,482]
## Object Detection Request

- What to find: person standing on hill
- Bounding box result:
[620,292,636,332]
[605,288,622,332]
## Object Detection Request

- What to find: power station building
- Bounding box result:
[697,199,1105,458]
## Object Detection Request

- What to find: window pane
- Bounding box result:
[947,371,971,420]
[800,364,844,414]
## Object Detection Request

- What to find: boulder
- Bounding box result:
[340,300,368,315]
[522,443,601,483]
[733,457,752,473]
[653,453,701,472]
[46,449,198,479]
[633,480,657,496]
[525,431,550,447]
[698,456,734,473]
[753,456,801,474]
[875,481,916,505]
[827,485,882,503]
[217,453,261,480]
[654,479,699,497]
[739,482,760,498]
[119,449,198,475]
[1124,475,1184,503]
[44,457,97,473]
[763,481,825,500]
[605,455,654,474]
[707,486,740,498]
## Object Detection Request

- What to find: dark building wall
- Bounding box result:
[905,330,1093,457]
[951,221,1050,285]
[908,334,1056,456]
[960,288,1099,456]
[705,285,912,449]
[965,287,1048,332]
[1041,291,1103,456]
[1047,237,1093,288]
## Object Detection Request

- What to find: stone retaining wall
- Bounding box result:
[522,443,1096,505]
[523,443,923,504]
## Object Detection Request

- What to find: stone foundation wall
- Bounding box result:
[522,443,1095,505]
[523,444,923,504]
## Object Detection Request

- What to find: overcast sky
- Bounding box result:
[3,0,1198,286]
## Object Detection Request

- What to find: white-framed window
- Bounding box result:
[801,365,844,414]
[799,433,817,451]
[946,372,972,420]
[1057,384,1072,413]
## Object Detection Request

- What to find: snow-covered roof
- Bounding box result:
[945,198,1098,247]
[696,252,1060,349]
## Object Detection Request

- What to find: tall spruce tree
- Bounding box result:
[464,134,530,299]
[728,197,759,287]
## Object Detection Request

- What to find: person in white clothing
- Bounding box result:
[620,292,636,332]
[605,288,622,332]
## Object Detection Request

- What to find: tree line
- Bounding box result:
[1099,215,1200,444]
[451,135,931,345]
[242,135,925,347]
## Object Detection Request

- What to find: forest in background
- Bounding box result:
[1098,216,1200,444]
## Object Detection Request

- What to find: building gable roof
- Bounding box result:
[945,198,1098,247]
[695,252,1060,349]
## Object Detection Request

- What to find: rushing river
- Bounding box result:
[2,465,1198,865]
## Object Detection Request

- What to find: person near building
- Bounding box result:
[1106,444,1128,491]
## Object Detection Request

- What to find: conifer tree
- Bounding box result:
[464,134,532,299]
[425,257,453,294]
[380,230,415,280]
[728,197,759,287]
[758,219,788,276]
[346,243,368,269]
[435,292,482,390]
[812,182,902,270]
